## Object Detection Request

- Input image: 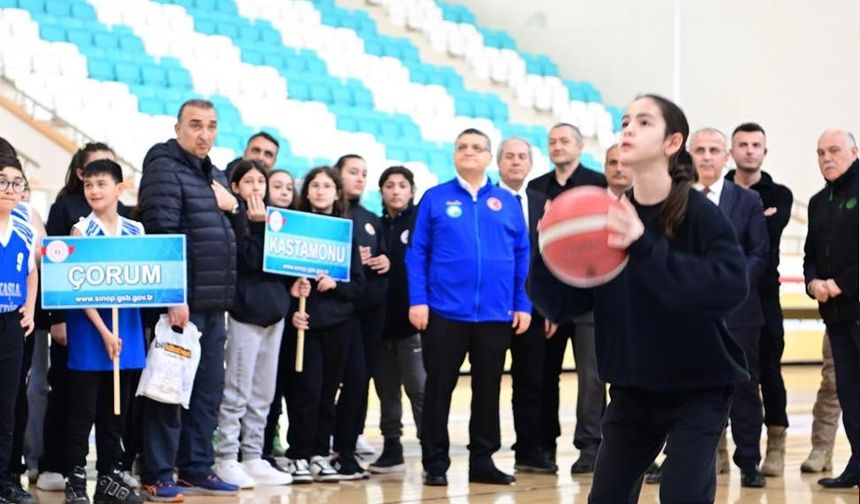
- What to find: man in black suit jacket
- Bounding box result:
[527,124,607,474]
[497,137,555,473]
[692,128,769,488]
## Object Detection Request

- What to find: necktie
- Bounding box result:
[702,187,711,196]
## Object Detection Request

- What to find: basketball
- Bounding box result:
[538,186,629,287]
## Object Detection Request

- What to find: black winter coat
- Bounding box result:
[138,139,238,312]
[804,160,859,326]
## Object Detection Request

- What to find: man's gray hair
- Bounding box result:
[497,137,533,164]
[690,127,728,149]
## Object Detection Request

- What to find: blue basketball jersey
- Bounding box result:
[0,215,35,313]
[66,213,146,371]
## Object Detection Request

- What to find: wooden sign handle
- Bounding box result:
[112,307,120,416]
[295,295,306,373]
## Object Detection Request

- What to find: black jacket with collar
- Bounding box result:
[803,159,859,326]
[349,199,388,311]
[381,204,416,340]
[527,163,607,200]
[139,139,239,312]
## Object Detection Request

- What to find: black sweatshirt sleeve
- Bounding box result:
[333,241,367,301]
[527,252,594,324]
[626,207,749,317]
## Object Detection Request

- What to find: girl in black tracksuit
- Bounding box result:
[284,167,364,482]
[529,94,749,503]
[367,166,426,474]
[331,155,389,479]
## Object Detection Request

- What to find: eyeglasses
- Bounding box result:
[0,179,27,193]
[456,143,489,153]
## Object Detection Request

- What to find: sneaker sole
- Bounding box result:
[142,492,184,503]
[291,475,314,484]
[368,463,406,474]
[312,475,342,483]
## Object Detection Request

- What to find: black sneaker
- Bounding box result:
[65,467,91,504]
[368,439,405,474]
[0,476,32,504]
[95,469,144,504]
[1,474,34,504]
[332,453,368,480]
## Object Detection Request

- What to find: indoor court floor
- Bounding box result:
[29,365,857,503]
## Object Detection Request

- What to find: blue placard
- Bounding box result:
[263,208,353,282]
[41,235,187,309]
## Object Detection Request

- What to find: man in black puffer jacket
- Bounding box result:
[137,99,242,499]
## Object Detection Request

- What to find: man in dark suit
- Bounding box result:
[527,124,607,473]
[692,128,769,488]
[496,137,555,473]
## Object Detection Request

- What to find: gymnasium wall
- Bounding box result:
[454,0,860,204]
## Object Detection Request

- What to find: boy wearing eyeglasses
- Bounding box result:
[0,154,38,504]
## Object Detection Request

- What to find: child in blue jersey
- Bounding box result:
[62,160,144,504]
[0,154,38,504]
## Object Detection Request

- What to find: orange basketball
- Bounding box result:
[538,186,629,287]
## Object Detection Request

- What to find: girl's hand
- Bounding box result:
[50,323,67,346]
[358,245,372,264]
[366,254,390,274]
[290,277,312,298]
[606,195,644,249]
[292,311,309,331]
[316,273,336,292]
[246,194,267,222]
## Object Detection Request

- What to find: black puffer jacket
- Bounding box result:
[804,159,859,325]
[139,139,238,312]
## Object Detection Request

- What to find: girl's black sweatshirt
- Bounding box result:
[529,189,751,392]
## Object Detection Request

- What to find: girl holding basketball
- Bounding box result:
[529,94,749,503]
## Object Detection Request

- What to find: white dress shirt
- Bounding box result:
[499,180,529,226]
[693,175,724,206]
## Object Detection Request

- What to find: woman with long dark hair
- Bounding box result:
[529,94,749,502]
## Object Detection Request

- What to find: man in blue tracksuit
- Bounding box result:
[406,128,531,487]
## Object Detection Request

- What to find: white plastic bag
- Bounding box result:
[135,314,202,409]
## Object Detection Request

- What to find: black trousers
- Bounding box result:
[65,369,132,474]
[727,325,764,470]
[827,320,859,475]
[8,324,34,476]
[40,341,71,473]
[510,311,545,461]
[0,312,24,476]
[589,385,732,504]
[541,313,605,456]
[284,321,351,460]
[334,306,384,455]
[421,313,510,474]
[758,286,788,427]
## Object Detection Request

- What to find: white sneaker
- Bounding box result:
[309,455,342,482]
[121,470,141,489]
[214,459,256,489]
[283,458,313,484]
[356,435,376,456]
[36,471,65,491]
[242,458,292,486]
